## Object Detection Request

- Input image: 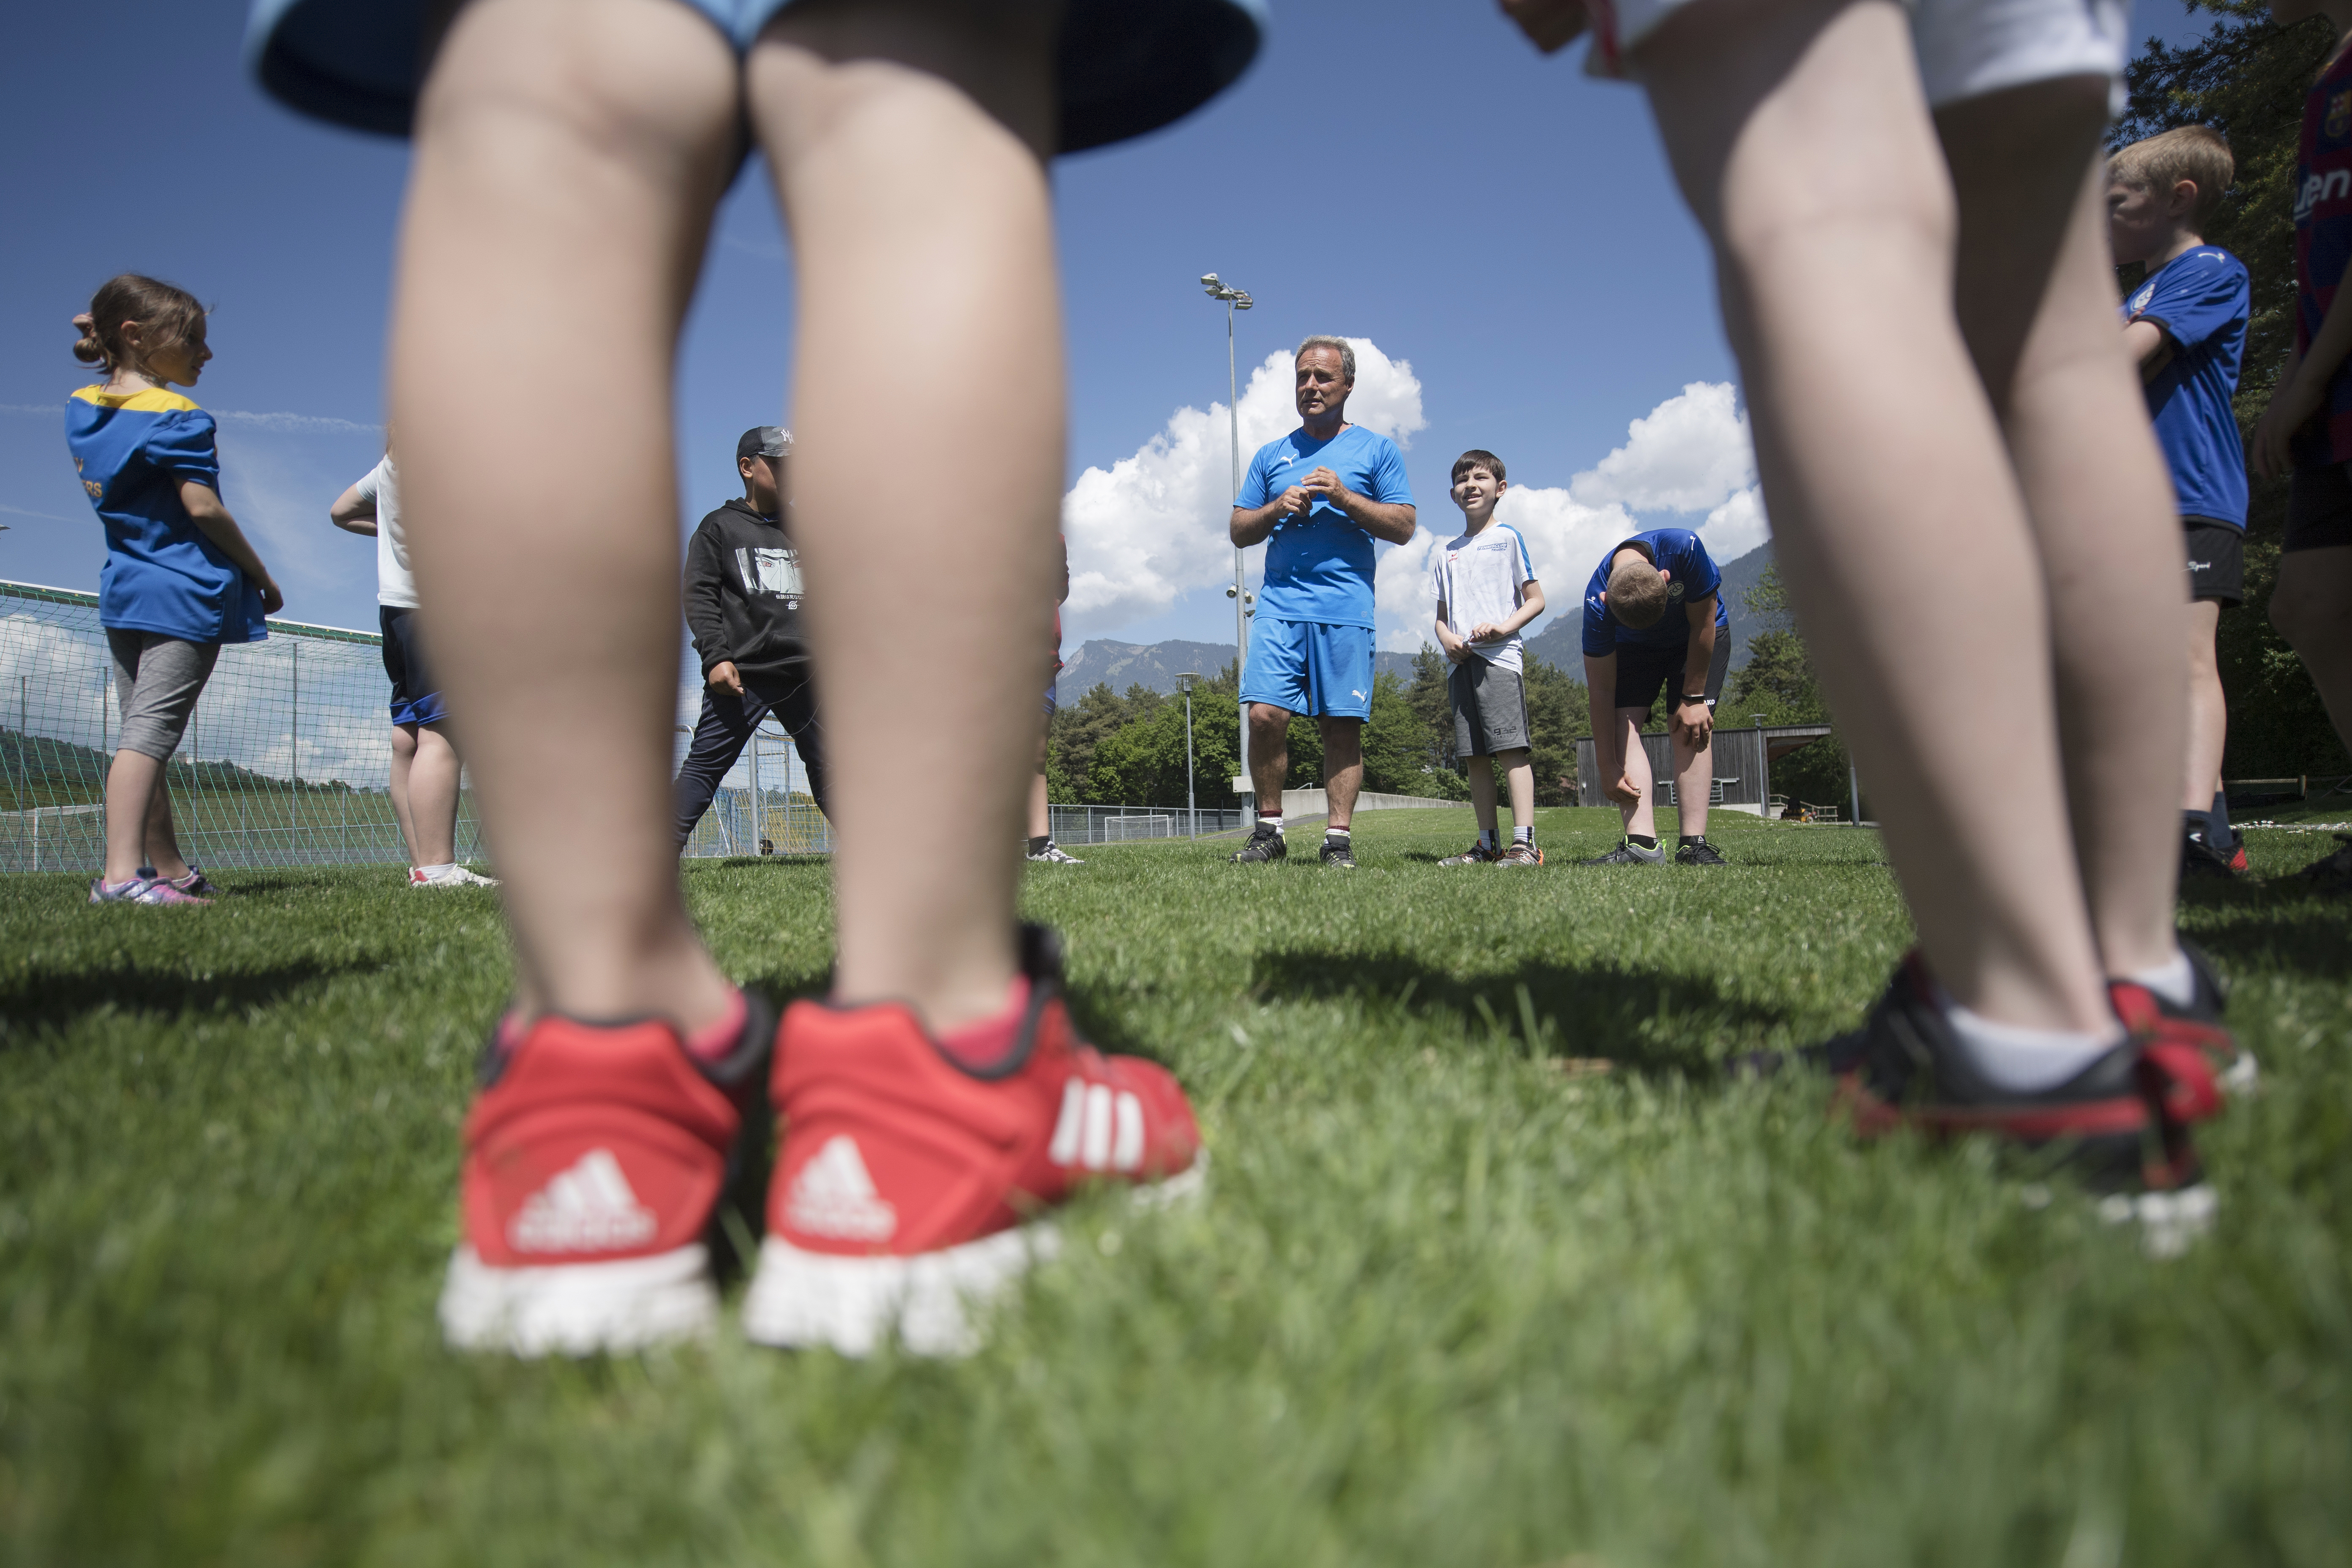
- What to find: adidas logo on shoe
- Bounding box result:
[507,1148,659,1253]
[1047,1078,1145,1172]
[784,1134,899,1242]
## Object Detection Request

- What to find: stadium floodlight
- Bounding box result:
[1201,271,1253,792]
[1176,672,1200,838]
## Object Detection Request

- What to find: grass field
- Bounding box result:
[4,806,2349,1566]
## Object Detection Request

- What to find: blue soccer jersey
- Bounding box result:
[2296,47,2352,469]
[1239,423,1415,628]
[2125,246,2249,528]
[66,386,268,644]
[1581,528,1728,656]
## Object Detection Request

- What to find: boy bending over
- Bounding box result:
[1578,529,1728,866]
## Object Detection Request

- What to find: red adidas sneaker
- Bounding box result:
[743,926,1202,1357]
[437,997,773,1355]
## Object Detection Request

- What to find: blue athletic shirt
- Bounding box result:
[2124,246,2249,527]
[67,386,268,644]
[2294,44,2352,469]
[1238,423,1415,628]
[1581,529,1728,656]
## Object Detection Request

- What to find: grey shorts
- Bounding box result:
[106,630,220,762]
[1450,658,1531,758]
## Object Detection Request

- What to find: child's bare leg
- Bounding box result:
[102,751,163,884]
[1671,731,1710,838]
[749,0,1062,1029]
[141,782,191,881]
[1614,709,1658,838]
[2182,602,2225,814]
[1502,749,1535,830]
[390,0,741,1028]
[1467,756,1500,835]
[388,722,420,865]
[410,722,464,866]
[1937,88,2184,977]
[1638,0,2109,1032]
[2271,548,2352,754]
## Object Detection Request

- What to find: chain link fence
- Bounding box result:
[0,580,828,874]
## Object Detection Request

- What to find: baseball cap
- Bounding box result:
[737,426,792,462]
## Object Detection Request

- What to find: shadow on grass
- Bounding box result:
[0,956,381,1043]
[2183,894,2352,987]
[1250,947,1794,1075]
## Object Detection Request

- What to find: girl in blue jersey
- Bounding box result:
[67,274,284,906]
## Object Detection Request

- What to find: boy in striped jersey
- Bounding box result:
[1433,451,1547,866]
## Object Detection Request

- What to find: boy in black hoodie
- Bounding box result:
[674,426,828,851]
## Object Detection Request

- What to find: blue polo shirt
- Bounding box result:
[1238,423,1414,629]
[1581,529,1727,656]
[66,386,267,644]
[2125,246,2249,528]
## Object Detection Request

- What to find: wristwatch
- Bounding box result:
[1676,691,1708,708]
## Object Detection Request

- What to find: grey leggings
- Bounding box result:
[106,629,220,762]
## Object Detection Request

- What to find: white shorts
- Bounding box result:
[1587,0,2129,112]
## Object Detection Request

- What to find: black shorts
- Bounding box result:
[2182,519,2244,606]
[378,605,446,727]
[1611,633,1729,715]
[2286,462,2352,553]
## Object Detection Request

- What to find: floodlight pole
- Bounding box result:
[1178,672,1199,838]
[1202,273,1254,794]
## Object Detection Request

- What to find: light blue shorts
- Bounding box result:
[1240,618,1374,722]
[246,0,1266,153]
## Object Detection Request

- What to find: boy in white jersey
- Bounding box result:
[1432,451,1547,866]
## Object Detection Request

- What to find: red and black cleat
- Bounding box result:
[2110,938,2254,1096]
[1823,951,2218,1194]
[437,994,776,1355]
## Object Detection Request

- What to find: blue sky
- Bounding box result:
[1,0,2216,651]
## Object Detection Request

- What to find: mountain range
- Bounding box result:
[1058,541,1776,697]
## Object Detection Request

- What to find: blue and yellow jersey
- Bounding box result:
[65,386,267,644]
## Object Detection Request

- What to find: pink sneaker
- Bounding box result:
[89,875,210,906]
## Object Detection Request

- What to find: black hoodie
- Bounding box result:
[683,498,808,681]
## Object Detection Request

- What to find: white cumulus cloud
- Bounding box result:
[1569,381,1755,513]
[1061,338,1424,630]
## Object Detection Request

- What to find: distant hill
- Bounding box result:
[1059,637,1417,696]
[1523,539,1776,679]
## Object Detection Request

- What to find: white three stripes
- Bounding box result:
[1048,1079,1144,1172]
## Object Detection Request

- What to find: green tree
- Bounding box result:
[1359,671,1429,794]
[1086,667,1243,808]
[1720,563,1853,810]
[2115,2,2352,777]
[1046,681,1167,804]
[1521,658,1589,807]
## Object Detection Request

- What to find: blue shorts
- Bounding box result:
[1241,618,1374,721]
[379,605,448,728]
[245,0,1266,153]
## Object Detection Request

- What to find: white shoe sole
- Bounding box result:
[438,1243,716,1355]
[742,1155,1208,1358]
[2097,1181,2219,1260]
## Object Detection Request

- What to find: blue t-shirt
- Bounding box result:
[67,387,267,644]
[1581,529,1728,656]
[2125,246,2249,528]
[1238,423,1414,628]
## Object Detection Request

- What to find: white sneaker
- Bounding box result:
[411,864,501,888]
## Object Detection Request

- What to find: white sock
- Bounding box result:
[1938,996,2121,1093]
[1514,825,1534,844]
[415,862,455,879]
[1479,827,1498,851]
[1326,826,1349,842]
[2129,951,2197,1010]
[1259,814,1284,835]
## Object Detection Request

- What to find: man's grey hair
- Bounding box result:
[1296,335,1356,381]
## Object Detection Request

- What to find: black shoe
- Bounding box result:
[1579,839,1664,866]
[1230,825,1287,864]
[1674,839,1728,866]
[2181,829,2241,880]
[1320,837,1356,869]
[2292,833,2352,893]
[1816,954,2213,1193]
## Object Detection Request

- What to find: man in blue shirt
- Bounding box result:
[2110,125,2251,878]
[1228,336,1417,868]
[1577,528,1730,866]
